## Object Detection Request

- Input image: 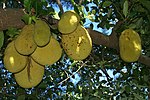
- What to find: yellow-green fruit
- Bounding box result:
[3,41,27,73]
[34,20,51,47]
[14,24,37,55]
[119,29,141,62]
[61,24,92,60]
[14,58,44,88]
[31,37,62,66]
[58,10,80,34]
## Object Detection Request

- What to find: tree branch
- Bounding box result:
[86,29,110,47]
[0,8,25,30]
[58,62,86,85]
[87,28,150,67]
[0,8,150,67]
[56,0,64,14]
[138,55,150,67]
[78,0,83,5]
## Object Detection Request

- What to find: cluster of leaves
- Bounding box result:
[0,0,150,99]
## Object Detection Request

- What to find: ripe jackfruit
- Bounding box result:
[34,20,51,47]
[4,41,27,73]
[14,24,37,55]
[61,24,92,60]
[58,10,80,34]
[14,57,44,88]
[119,29,141,62]
[31,37,62,66]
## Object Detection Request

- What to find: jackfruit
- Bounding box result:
[119,29,141,62]
[3,41,27,73]
[14,24,37,55]
[58,10,80,34]
[61,24,92,60]
[31,37,62,66]
[14,57,44,88]
[34,20,51,47]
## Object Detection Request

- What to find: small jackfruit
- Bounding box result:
[61,24,92,60]
[4,41,27,73]
[14,57,44,88]
[14,24,37,55]
[31,36,62,66]
[33,20,51,47]
[119,29,141,62]
[58,10,80,34]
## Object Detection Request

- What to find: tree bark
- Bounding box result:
[0,8,150,67]
[0,8,25,30]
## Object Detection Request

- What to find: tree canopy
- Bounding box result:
[0,0,150,99]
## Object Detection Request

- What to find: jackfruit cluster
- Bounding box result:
[3,20,62,88]
[58,10,92,60]
[3,10,93,88]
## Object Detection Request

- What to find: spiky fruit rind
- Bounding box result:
[61,24,92,60]
[58,10,80,34]
[4,41,27,73]
[34,20,51,47]
[119,29,141,62]
[14,24,37,55]
[14,58,44,88]
[31,37,62,66]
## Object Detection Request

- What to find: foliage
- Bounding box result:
[0,0,150,99]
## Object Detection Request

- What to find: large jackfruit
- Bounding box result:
[34,20,51,47]
[61,24,92,60]
[4,41,27,73]
[31,37,62,66]
[14,24,37,55]
[119,29,141,62]
[58,10,80,34]
[14,57,44,88]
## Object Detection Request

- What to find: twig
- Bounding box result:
[89,55,111,82]
[56,0,64,13]
[64,70,69,78]
[79,0,83,5]
[58,62,86,85]
[112,2,124,20]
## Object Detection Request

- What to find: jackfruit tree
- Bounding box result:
[0,0,150,99]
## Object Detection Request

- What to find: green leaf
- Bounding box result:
[31,16,37,22]
[22,14,30,24]
[123,0,128,17]
[102,1,112,8]
[16,88,26,100]
[0,31,4,49]
[136,17,143,28]
[38,82,47,88]
[129,24,136,29]
[89,96,100,100]
[71,0,76,5]
[125,85,130,93]
[17,94,25,100]
[28,16,32,24]
[86,14,95,22]
[133,93,145,100]
[140,0,150,12]
[6,28,19,38]
[24,0,31,12]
